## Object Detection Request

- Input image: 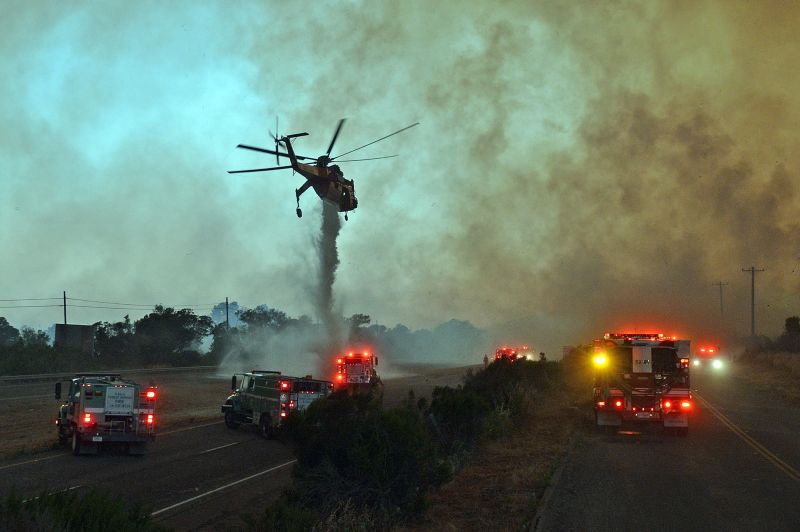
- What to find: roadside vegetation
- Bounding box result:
[737,316,800,403]
[0,488,165,532]
[254,359,566,530]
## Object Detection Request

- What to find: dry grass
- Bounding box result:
[403,389,582,532]
[737,352,800,404]
[0,372,230,459]
[0,366,474,460]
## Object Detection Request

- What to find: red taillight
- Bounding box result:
[664,400,672,409]
[336,358,343,364]
[146,389,156,399]
[146,414,154,425]
[280,412,287,417]
[83,413,93,425]
[289,400,296,409]
[597,401,606,408]
[680,400,692,410]
[336,374,343,381]
[279,380,290,391]
[613,399,623,409]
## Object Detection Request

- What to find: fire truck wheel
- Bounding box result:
[224,410,239,429]
[259,414,273,440]
[71,431,82,456]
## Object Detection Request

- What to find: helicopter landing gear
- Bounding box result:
[296,208,302,218]
[344,212,348,221]
[295,189,302,218]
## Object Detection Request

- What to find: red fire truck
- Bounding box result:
[592,333,693,435]
[334,351,381,392]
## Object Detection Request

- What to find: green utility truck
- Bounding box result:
[55,373,157,455]
[221,370,333,438]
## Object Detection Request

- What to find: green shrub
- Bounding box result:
[0,488,164,532]
[280,390,449,523]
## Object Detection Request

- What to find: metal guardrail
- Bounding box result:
[0,366,218,385]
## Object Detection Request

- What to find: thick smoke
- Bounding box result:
[5,2,800,361]
[317,202,343,349]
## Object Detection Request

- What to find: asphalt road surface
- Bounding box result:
[0,365,471,530]
[537,366,800,531]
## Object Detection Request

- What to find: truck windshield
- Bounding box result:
[293,381,322,393]
[609,346,633,372]
[651,348,678,373]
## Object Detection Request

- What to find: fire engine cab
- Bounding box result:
[592,333,693,435]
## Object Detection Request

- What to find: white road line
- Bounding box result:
[198,442,241,455]
[22,485,82,503]
[159,421,223,435]
[0,453,62,472]
[151,459,297,517]
[0,421,222,472]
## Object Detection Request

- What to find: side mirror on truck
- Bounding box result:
[54,382,61,400]
[374,356,378,366]
[231,375,237,391]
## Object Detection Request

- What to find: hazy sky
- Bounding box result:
[2,1,799,355]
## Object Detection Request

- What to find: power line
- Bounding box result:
[0,297,62,302]
[0,304,64,309]
[67,297,219,308]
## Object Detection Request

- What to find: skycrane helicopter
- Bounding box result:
[229,118,418,219]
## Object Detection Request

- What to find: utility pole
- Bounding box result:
[741,267,765,336]
[63,290,67,325]
[225,297,229,329]
[712,281,729,321]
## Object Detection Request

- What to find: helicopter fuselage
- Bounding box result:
[286,144,358,213]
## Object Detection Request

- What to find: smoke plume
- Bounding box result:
[317,202,343,349]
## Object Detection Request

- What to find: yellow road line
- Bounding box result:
[695,392,800,482]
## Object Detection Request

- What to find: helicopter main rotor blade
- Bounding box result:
[331,122,419,161]
[228,165,293,174]
[236,144,315,161]
[334,154,398,162]
[326,118,346,157]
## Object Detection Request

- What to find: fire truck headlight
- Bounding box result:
[711,359,723,370]
[592,353,608,368]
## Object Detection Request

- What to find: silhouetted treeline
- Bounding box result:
[0,303,489,375]
[746,316,800,354]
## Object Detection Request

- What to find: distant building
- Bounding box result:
[54,324,96,355]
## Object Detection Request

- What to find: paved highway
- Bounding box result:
[0,421,294,529]
[537,367,800,531]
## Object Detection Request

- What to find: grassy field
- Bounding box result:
[736,351,800,404]
[0,371,230,459]
[0,365,473,460]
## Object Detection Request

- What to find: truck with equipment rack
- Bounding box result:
[592,333,693,435]
[55,373,157,455]
[221,370,334,438]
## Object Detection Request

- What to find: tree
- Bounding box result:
[0,317,20,346]
[134,306,213,364]
[20,326,49,348]
[94,315,137,362]
[779,315,800,353]
[237,305,290,330]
